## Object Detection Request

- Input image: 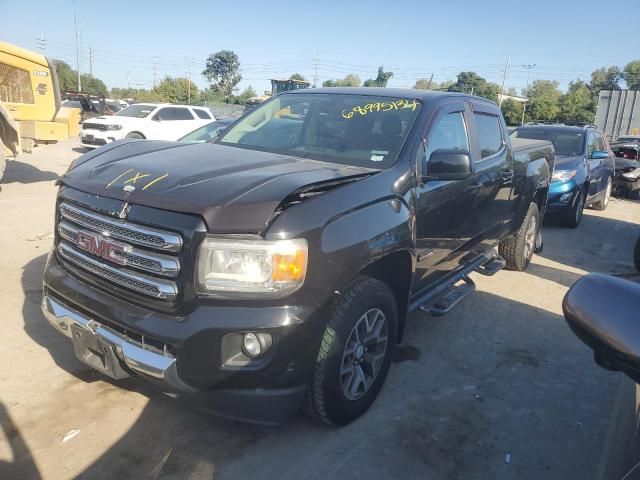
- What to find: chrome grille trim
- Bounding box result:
[57,243,178,301]
[58,221,180,278]
[59,202,183,252]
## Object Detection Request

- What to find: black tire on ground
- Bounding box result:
[629,187,640,200]
[592,177,612,211]
[565,188,586,229]
[634,237,640,272]
[303,275,397,425]
[125,132,145,139]
[499,202,540,272]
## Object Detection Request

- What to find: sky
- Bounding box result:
[2,0,639,96]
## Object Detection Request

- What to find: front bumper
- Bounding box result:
[43,251,325,424]
[80,129,123,148]
[546,180,579,213]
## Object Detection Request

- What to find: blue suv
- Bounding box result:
[512,124,615,227]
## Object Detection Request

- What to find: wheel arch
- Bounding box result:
[359,250,413,343]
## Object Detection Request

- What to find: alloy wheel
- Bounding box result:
[524,214,537,262]
[340,308,389,400]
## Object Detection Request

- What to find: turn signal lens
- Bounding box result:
[272,250,307,282]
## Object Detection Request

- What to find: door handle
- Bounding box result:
[465,182,483,193]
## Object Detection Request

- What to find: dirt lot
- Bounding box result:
[0,139,636,479]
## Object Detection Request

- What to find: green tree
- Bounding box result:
[323,74,361,87]
[53,60,77,91]
[590,66,622,93]
[558,80,595,124]
[202,50,242,97]
[447,71,500,102]
[289,73,306,82]
[523,80,562,123]
[80,75,108,96]
[501,99,523,126]
[155,76,199,104]
[414,78,436,90]
[623,60,640,90]
[363,66,393,87]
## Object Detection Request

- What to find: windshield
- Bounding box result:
[180,121,230,142]
[512,128,585,156]
[217,93,422,168]
[115,104,155,118]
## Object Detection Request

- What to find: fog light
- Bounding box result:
[560,192,573,202]
[242,333,265,358]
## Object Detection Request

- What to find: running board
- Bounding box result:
[475,255,506,276]
[420,275,476,317]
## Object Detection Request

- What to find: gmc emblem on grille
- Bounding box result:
[76,231,128,265]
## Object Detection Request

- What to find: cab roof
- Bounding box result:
[285,87,496,104]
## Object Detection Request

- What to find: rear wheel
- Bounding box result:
[592,177,612,211]
[565,189,586,228]
[304,275,397,425]
[499,202,540,271]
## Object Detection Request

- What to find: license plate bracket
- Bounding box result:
[71,324,130,379]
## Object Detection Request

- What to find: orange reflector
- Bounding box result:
[272,250,307,282]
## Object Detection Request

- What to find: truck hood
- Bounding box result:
[61,140,375,233]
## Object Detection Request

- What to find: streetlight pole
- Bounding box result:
[521,64,536,125]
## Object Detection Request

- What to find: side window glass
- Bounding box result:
[174,108,194,120]
[154,108,175,121]
[474,113,503,159]
[0,62,34,104]
[595,133,605,151]
[428,112,469,155]
[588,133,598,155]
[194,109,211,119]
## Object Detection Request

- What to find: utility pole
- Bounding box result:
[426,73,434,90]
[37,33,46,53]
[74,1,81,91]
[498,54,511,108]
[521,64,536,125]
[89,46,93,77]
[313,51,319,88]
[126,70,131,89]
[152,56,158,89]
[186,57,192,104]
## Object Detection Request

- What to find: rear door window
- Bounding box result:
[474,113,502,159]
[194,109,211,119]
[173,108,194,120]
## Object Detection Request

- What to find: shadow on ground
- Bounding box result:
[1,160,59,184]
[19,250,617,480]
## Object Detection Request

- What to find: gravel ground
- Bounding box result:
[0,139,636,479]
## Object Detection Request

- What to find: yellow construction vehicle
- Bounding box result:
[0,41,80,153]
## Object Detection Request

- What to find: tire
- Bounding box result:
[303,275,397,425]
[635,237,640,272]
[629,186,640,201]
[499,202,540,271]
[565,188,586,228]
[125,132,145,139]
[592,177,612,211]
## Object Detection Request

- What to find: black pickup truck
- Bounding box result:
[42,89,554,425]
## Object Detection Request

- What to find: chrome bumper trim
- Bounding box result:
[41,294,195,393]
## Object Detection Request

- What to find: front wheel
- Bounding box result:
[565,189,586,228]
[125,132,145,139]
[304,275,397,425]
[592,177,612,211]
[499,202,540,271]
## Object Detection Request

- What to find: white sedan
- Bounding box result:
[80,103,215,149]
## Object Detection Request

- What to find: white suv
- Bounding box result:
[80,103,215,149]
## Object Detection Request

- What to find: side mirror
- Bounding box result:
[563,273,640,383]
[152,115,162,122]
[424,149,472,181]
[590,150,609,159]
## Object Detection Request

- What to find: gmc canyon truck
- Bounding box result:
[42,88,554,425]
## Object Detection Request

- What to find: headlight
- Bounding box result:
[105,124,123,131]
[623,168,640,179]
[196,237,308,298]
[552,169,577,182]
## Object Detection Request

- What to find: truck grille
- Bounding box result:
[56,202,183,301]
